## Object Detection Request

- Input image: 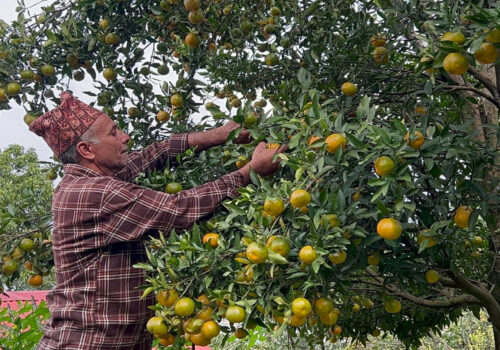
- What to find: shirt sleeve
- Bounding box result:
[115,134,188,182]
[98,171,244,245]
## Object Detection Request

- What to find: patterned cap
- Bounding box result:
[29,91,104,157]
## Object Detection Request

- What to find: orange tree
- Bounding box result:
[0,0,500,348]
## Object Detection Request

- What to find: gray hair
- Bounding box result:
[59,124,100,164]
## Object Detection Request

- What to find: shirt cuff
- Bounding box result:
[168,134,189,157]
[221,171,245,199]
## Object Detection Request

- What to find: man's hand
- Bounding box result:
[237,142,288,184]
[218,121,251,144]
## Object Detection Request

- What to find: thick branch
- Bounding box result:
[443,85,500,109]
[468,66,500,100]
[364,268,482,308]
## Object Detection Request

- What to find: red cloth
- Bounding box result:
[29,91,104,157]
[37,134,244,349]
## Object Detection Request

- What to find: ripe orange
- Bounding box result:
[158,334,175,346]
[266,236,291,257]
[440,31,465,45]
[417,230,436,248]
[425,269,440,284]
[19,238,35,252]
[474,43,498,64]
[374,156,395,176]
[185,33,200,48]
[290,189,311,208]
[28,275,43,287]
[202,232,219,248]
[156,289,178,307]
[291,297,312,317]
[196,306,214,320]
[235,156,249,168]
[454,206,472,228]
[319,310,338,325]
[166,182,183,194]
[246,242,268,263]
[443,53,469,75]
[328,250,347,265]
[341,82,357,96]
[190,332,210,346]
[263,197,285,216]
[415,105,428,115]
[24,261,33,271]
[156,111,170,122]
[266,142,280,150]
[290,314,307,327]
[405,131,425,149]
[170,93,184,107]
[146,316,168,337]
[384,299,401,313]
[200,320,220,339]
[174,297,196,317]
[299,245,317,265]
[225,305,245,323]
[377,218,402,240]
[0,88,8,101]
[325,133,347,154]
[370,34,387,47]
[234,328,249,338]
[373,47,389,64]
[314,298,333,315]
[188,9,204,24]
[333,325,342,335]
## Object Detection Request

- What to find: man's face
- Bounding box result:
[86,114,130,175]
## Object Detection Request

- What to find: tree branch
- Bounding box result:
[442,85,500,109]
[468,66,500,100]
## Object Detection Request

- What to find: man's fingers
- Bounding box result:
[277,144,288,154]
[255,141,266,153]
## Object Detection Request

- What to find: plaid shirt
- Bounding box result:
[38,134,244,349]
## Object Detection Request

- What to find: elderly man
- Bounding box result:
[30,91,285,349]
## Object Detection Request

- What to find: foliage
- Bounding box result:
[0,0,500,349]
[0,300,50,350]
[0,145,54,291]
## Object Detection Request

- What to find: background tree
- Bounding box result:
[0,0,499,349]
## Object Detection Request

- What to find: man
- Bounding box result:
[30,91,285,349]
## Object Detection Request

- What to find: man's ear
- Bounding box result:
[76,141,96,161]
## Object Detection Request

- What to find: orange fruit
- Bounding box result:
[321,214,340,228]
[440,31,465,45]
[333,325,342,335]
[40,64,55,76]
[102,67,117,81]
[472,235,483,246]
[265,53,279,66]
[264,197,285,216]
[290,189,311,208]
[225,305,245,323]
[417,230,436,248]
[99,18,110,30]
[190,332,210,346]
[196,307,214,321]
[291,297,312,317]
[202,233,219,248]
[156,111,170,122]
[308,136,322,147]
[6,82,21,96]
[370,34,387,47]
[328,250,347,265]
[165,182,182,194]
[234,328,249,338]
[146,316,168,337]
[3,260,18,275]
[299,246,317,265]
[314,298,333,315]
[174,297,196,317]
[197,294,210,306]
[377,218,402,240]
[20,70,34,80]
[443,53,469,75]
[325,134,347,154]
[425,269,440,284]
[319,310,338,325]
[266,236,291,257]
[156,289,178,307]
[184,0,200,11]
[158,334,175,346]
[19,238,35,252]
[170,93,184,107]
[28,274,43,287]
[201,320,220,339]
[384,299,401,313]
[246,242,268,263]
[105,33,120,45]
[371,329,381,337]
[266,142,280,150]
[185,33,200,48]
[341,82,357,96]
[24,261,33,271]
[373,47,389,64]
[374,156,395,176]
[289,314,307,327]
[485,28,500,43]
[474,43,498,64]
[405,131,425,149]
[454,206,472,228]
[188,9,204,24]
[415,105,428,114]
